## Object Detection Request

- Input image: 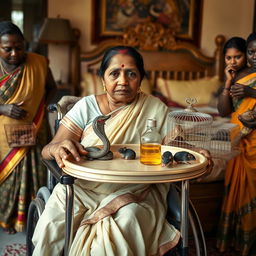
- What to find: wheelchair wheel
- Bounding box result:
[188,201,207,256]
[36,186,51,202]
[178,186,207,256]
[166,184,207,256]
[26,197,45,256]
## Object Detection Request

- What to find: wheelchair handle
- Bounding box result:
[47,103,63,120]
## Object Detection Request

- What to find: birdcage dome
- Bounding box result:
[167,98,213,150]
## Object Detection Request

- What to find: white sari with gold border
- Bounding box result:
[32,92,180,256]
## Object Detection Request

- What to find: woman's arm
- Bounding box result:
[217,64,236,117]
[42,124,88,168]
[217,86,233,117]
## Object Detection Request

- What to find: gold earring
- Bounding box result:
[103,84,106,92]
[137,87,141,93]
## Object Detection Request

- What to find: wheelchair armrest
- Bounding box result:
[42,159,75,185]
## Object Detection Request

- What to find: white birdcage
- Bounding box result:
[167,98,240,159]
[210,120,240,159]
[167,98,213,151]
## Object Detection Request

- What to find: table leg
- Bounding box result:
[180,180,189,256]
[64,184,74,256]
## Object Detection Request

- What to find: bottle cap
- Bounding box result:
[147,119,156,127]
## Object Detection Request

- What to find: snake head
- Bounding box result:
[95,115,111,124]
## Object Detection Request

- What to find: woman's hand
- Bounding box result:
[0,103,27,119]
[224,64,236,82]
[47,139,88,168]
[195,149,214,182]
[238,114,256,129]
[230,83,254,99]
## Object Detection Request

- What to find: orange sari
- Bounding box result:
[217,73,256,255]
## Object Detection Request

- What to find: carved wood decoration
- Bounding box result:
[123,22,177,51]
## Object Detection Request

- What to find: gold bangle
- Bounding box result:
[222,88,230,96]
[222,91,230,96]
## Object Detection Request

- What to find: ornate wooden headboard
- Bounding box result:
[77,22,225,96]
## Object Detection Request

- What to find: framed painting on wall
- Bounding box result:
[91,0,203,46]
[254,0,256,32]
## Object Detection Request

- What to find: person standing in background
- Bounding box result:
[217,36,247,116]
[217,34,256,255]
[0,21,57,234]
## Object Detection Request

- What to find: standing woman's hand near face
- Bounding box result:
[224,64,236,85]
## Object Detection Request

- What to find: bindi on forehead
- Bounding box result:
[117,49,128,54]
[121,64,125,68]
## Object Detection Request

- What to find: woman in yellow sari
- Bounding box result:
[0,21,57,233]
[217,33,256,255]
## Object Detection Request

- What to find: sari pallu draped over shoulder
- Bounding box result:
[0,52,47,184]
[81,92,169,146]
[217,72,256,255]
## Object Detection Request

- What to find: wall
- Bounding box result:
[47,0,254,80]
[47,0,91,82]
[201,0,255,55]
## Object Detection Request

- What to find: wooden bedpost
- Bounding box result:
[214,34,226,82]
[70,28,81,96]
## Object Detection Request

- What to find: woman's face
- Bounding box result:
[102,53,141,104]
[0,34,25,66]
[224,47,246,71]
[247,40,256,71]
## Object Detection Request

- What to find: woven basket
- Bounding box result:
[4,123,36,147]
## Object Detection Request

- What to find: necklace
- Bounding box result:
[0,60,9,75]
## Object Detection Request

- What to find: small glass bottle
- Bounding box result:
[140,119,162,165]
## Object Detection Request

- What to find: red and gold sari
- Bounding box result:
[217,73,256,255]
[0,52,49,232]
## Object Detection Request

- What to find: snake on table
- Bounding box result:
[84,115,113,160]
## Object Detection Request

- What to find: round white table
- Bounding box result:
[62,144,208,256]
[63,144,207,182]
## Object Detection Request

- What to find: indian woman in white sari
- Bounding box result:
[32,46,210,256]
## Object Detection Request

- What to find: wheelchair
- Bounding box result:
[26,100,207,256]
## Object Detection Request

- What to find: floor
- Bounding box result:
[0,228,26,255]
[0,228,249,256]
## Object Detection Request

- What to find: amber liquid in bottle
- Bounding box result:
[140,119,162,165]
[140,143,161,165]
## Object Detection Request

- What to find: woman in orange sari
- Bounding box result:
[217,34,256,255]
[0,21,57,233]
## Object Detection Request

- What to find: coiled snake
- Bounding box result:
[84,115,113,160]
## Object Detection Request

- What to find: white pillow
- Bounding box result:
[156,76,221,107]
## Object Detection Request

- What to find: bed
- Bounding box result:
[73,22,228,235]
